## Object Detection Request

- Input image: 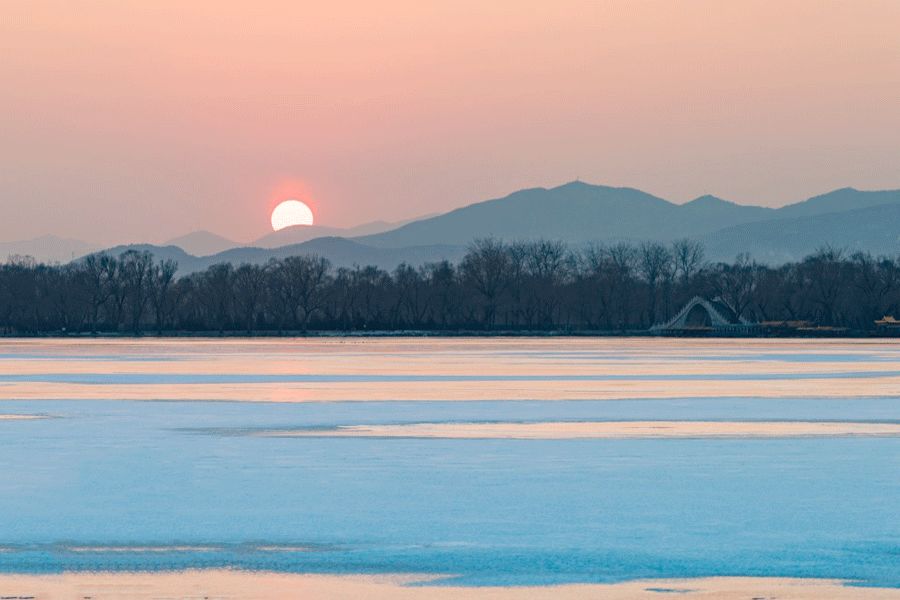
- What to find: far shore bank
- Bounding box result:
[0,571,898,599]
[1,328,898,339]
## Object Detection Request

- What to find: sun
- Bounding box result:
[271,199,314,231]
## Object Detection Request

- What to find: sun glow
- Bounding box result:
[270,200,314,231]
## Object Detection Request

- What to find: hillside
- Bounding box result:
[356,182,900,261]
[357,182,776,247]
[252,215,433,249]
[165,231,238,256]
[86,238,465,274]
[703,203,900,263]
[774,187,900,219]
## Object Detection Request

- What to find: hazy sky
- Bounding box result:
[3,1,899,244]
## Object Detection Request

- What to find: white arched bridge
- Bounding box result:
[651,296,757,334]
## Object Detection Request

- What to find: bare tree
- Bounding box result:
[120,250,154,334]
[393,263,429,328]
[850,252,898,328]
[232,263,269,334]
[81,253,116,333]
[800,246,847,325]
[271,256,331,331]
[523,240,571,327]
[461,238,511,328]
[638,242,673,326]
[149,259,178,334]
[713,253,758,320]
[606,242,638,328]
[672,239,705,285]
[424,261,459,329]
[199,263,235,333]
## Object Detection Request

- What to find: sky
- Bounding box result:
[2,1,900,244]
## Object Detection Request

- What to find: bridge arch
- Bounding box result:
[684,302,713,328]
[651,296,752,332]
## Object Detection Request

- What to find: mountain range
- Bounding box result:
[249,215,433,250]
[161,215,435,256]
[4,183,899,270]
[97,238,466,274]
[356,183,900,249]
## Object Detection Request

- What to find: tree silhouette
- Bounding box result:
[0,240,898,335]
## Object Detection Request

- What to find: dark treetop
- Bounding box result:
[1,239,898,335]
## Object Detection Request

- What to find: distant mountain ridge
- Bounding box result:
[165,231,238,256]
[680,194,774,223]
[46,182,900,269]
[702,202,900,263]
[774,187,900,219]
[93,238,466,274]
[151,215,437,259]
[356,182,900,250]
[251,214,434,248]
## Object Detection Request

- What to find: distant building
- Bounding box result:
[651,296,757,334]
[875,316,900,331]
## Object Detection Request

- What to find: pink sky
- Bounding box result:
[2,1,899,244]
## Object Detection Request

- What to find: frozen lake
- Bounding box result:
[0,338,898,587]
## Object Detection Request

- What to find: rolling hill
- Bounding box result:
[251,215,434,249]
[356,182,777,248]
[165,231,238,256]
[90,238,465,275]
[702,203,900,263]
[354,182,899,262]
[774,187,900,219]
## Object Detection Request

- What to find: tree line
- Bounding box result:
[1,239,898,335]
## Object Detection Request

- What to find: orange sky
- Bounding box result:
[2,1,899,244]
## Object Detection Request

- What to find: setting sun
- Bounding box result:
[270,199,314,231]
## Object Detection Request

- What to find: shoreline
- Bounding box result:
[256,420,900,439]
[1,329,898,339]
[0,571,898,599]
